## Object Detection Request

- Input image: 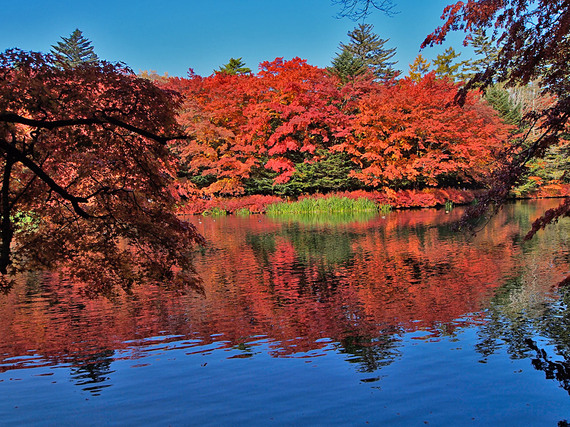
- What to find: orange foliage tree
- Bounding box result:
[340,72,510,188]
[240,58,350,185]
[167,60,511,197]
[166,58,351,195]
[165,70,257,196]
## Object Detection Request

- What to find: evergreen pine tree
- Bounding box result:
[408,54,431,81]
[216,57,251,75]
[484,84,522,126]
[50,29,99,68]
[461,27,499,82]
[338,23,398,80]
[328,50,366,83]
[432,47,469,82]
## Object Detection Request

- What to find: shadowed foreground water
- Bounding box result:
[1,200,570,425]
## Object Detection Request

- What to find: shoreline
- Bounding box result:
[177,185,570,216]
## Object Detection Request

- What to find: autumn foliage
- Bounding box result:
[163,58,510,200]
[0,50,203,294]
[424,0,570,236]
[0,48,518,292]
[340,73,508,187]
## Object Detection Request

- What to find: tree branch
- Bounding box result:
[332,0,397,20]
[0,111,188,144]
[0,138,91,218]
[0,156,14,273]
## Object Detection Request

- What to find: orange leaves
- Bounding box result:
[344,73,509,187]
[169,58,352,191]
[168,58,512,196]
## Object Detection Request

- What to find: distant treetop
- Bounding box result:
[50,28,99,68]
[216,58,252,75]
[335,23,399,81]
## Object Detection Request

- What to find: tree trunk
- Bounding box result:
[0,156,14,274]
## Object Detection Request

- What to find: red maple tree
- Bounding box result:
[337,72,510,188]
[0,50,203,294]
[168,60,510,196]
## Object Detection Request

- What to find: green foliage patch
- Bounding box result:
[266,196,378,215]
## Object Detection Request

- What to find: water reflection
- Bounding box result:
[190,203,527,354]
[70,349,115,395]
[476,272,570,395]
[0,200,569,393]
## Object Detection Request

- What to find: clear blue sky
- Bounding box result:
[1,0,471,77]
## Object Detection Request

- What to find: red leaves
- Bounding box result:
[168,57,511,197]
[0,50,203,293]
[345,73,509,187]
[169,58,352,192]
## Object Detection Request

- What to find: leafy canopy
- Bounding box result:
[0,49,202,295]
[164,57,510,196]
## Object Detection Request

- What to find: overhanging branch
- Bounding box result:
[0,111,188,144]
[0,138,91,218]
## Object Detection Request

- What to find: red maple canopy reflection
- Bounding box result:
[0,201,566,368]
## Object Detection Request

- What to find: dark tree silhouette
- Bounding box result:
[0,49,203,295]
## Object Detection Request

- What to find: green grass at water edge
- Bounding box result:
[265,196,378,215]
[202,207,227,216]
[234,208,251,216]
[379,204,392,214]
[267,210,378,225]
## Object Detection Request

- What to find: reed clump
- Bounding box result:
[265,196,378,215]
[202,207,227,216]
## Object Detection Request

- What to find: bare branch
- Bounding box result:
[332,0,397,20]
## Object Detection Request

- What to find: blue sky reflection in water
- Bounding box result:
[1,200,570,424]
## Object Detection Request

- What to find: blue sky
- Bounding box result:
[1,0,471,77]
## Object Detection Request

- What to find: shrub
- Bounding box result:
[202,207,227,216]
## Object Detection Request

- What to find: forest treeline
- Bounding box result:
[140,24,568,208]
[46,26,570,208]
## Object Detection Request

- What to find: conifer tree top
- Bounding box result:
[50,28,99,68]
[216,57,251,75]
[337,23,398,80]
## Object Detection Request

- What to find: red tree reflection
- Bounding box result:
[0,201,567,369]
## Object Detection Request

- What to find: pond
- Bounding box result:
[1,200,570,425]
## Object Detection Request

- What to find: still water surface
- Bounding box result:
[2,200,570,425]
